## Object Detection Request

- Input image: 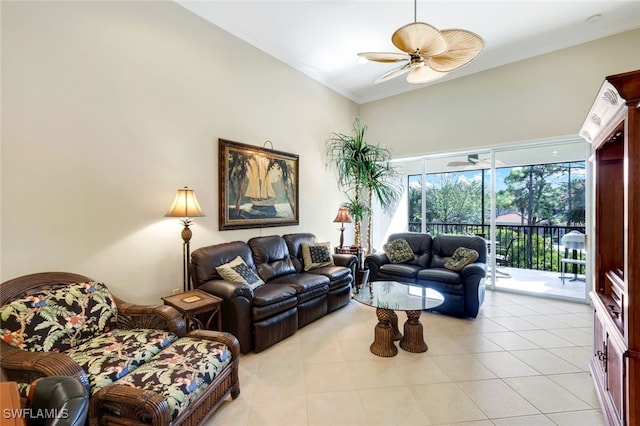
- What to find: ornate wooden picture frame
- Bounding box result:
[218,139,299,230]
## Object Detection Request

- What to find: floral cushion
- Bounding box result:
[384,238,414,263]
[65,329,178,393]
[444,247,479,271]
[0,281,117,352]
[114,337,232,421]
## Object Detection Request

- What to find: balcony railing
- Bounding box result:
[408,222,586,273]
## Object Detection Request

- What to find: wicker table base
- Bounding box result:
[370,309,427,356]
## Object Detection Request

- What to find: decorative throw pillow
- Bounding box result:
[301,242,334,271]
[444,247,479,271]
[215,256,264,290]
[384,238,414,263]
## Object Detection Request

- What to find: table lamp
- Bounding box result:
[333,207,352,249]
[165,186,205,292]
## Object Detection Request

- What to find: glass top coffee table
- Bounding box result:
[353,281,444,357]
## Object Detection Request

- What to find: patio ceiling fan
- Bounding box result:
[446,154,504,168]
[357,0,484,85]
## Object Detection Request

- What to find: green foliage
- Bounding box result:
[326,116,401,248]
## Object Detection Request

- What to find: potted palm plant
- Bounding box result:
[325,116,401,253]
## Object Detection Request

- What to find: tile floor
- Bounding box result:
[207,290,604,425]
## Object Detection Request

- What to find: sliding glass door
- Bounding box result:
[387,138,589,302]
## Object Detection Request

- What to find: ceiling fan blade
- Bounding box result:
[447,161,471,167]
[406,65,447,84]
[428,29,484,72]
[375,63,411,84]
[391,22,448,56]
[358,52,409,63]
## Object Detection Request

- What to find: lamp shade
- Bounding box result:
[165,186,205,218]
[333,207,352,224]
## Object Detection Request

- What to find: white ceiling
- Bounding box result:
[176,1,640,105]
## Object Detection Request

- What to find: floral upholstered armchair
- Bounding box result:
[0,272,240,426]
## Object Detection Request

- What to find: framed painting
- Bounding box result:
[218,139,299,230]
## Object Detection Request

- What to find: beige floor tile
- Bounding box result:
[252,362,305,399]
[303,361,356,393]
[511,349,582,375]
[206,396,251,426]
[307,390,368,426]
[358,387,431,425]
[393,355,452,385]
[339,337,379,361]
[504,376,592,413]
[473,351,539,378]
[490,316,540,331]
[457,379,540,418]
[205,289,604,426]
[491,414,555,425]
[548,328,593,346]
[301,338,347,364]
[515,329,576,348]
[347,359,405,389]
[546,409,606,425]
[483,331,540,351]
[430,353,497,381]
[547,346,591,371]
[247,391,308,426]
[547,372,601,408]
[410,383,487,424]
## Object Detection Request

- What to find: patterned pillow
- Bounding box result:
[384,238,414,263]
[444,247,479,271]
[0,281,118,352]
[215,256,264,290]
[301,242,334,271]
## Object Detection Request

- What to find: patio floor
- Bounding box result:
[488,266,588,302]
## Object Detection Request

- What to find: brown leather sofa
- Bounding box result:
[365,232,487,318]
[191,233,356,353]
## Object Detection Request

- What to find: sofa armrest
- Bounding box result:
[1,343,89,392]
[196,280,253,354]
[364,252,390,280]
[460,262,487,281]
[115,298,187,337]
[332,253,357,268]
[90,384,170,426]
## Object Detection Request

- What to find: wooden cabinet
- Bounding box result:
[580,70,640,426]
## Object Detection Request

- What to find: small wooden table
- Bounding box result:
[162,289,222,331]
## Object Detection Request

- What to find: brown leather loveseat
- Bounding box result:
[191,233,356,353]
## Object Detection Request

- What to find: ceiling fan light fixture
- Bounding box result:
[358,0,484,85]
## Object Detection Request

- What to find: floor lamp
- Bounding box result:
[165,186,205,292]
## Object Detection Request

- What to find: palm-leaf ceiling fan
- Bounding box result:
[358,0,484,85]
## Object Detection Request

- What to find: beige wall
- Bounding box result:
[0,1,358,303]
[360,29,640,158]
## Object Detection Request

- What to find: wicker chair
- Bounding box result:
[0,272,240,426]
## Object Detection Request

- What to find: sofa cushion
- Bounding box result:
[65,329,178,393]
[113,336,233,421]
[216,255,265,290]
[384,238,414,263]
[301,242,334,271]
[252,283,297,307]
[444,247,479,271]
[379,263,423,280]
[417,268,462,285]
[0,281,117,352]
